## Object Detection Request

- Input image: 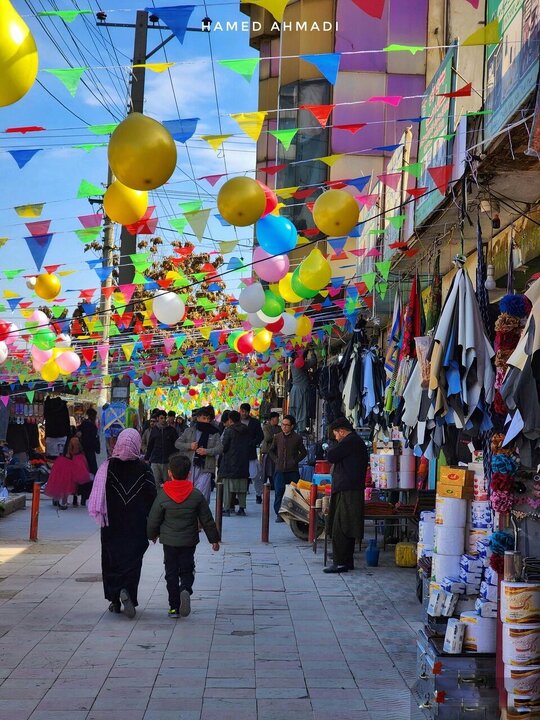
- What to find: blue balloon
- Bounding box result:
[256,215,297,254]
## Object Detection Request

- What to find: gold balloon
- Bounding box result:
[252,329,272,353]
[34,273,61,301]
[312,190,359,237]
[278,273,302,304]
[41,359,60,383]
[108,112,177,190]
[296,315,313,337]
[0,0,38,107]
[217,177,266,227]
[103,180,148,225]
[298,248,332,291]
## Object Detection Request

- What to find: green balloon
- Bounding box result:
[291,267,319,299]
[261,290,285,318]
[227,330,243,350]
[33,327,56,350]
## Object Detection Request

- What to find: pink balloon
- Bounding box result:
[56,351,81,374]
[31,346,53,363]
[29,310,49,326]
[253,246,289,283]
[5,323,18,346]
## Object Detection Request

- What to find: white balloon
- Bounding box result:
[256,309,276,325]
[247,312,267,328]
[26,277,37,290]
[153,292,185,326]
[56,333,72,348]
[280,312,298,336]
[239,282,265,314]
[0,342,8,365]
[218,362,229,374]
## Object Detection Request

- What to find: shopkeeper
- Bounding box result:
[324,417,368,574]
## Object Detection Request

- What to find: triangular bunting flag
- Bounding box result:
[87,123,118,135]
[377,172,401,191]
[300,53,341,85]
[143,5,195,43]
[259,163,286,175]
[387,214,406,230]
[132,62,174,73]
[162,118,199,142]
[77,179,103,198]
[201,134,232,151]
[269,128,299,151]
[437,82,472,98]
[79,213,103,229]
[6,297,22,311]
[368,95,403,106]
[318,154,344,167]
[375,260,392,280]
[25,234,53,271]
[179,201,202,213]
[219,240,238,254]
[351,0,385,18]
[376,281,388,300]
[76,226,101,243]
[3,269,24,280]
[8,149,42,169]
[299,104,335,128]
[241,0,288,21]
[122,343,135,362]
[14,203,44,218]
[397,162,423,178]
[25,220,51,236]
[169,217,188,233]
[345,176,371,193]
[231,111,267,141]
[428,164,453,195]
[38,9,92,21]
[356,194,378,209]
[184,209,211,242]
[333,123,367,133]
[406,187,428,199]
[198,174,225,186]
[384,44,424,54]
[362,272,377,292]
[44,67,87,96]
[218,58,260,82]
[462,17,500,46]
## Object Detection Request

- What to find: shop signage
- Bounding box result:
[415,46,456,226]
[485,0,540,138]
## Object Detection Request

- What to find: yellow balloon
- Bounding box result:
[41,359,60,383]
[296,315,313,338]
[103,180,148,225]
[34,273,61,301]
[108,112,177,190]
[278,273,302,303]
[313,190,359,237]
[217,177,266,227]
[298,248,332,291]
[252,329,272,353]
[0,0,38,108]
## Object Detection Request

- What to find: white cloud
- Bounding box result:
[143,60,217,120]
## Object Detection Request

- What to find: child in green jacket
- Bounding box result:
[147,453,220,618]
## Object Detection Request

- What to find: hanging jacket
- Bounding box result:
[242,416,264,460]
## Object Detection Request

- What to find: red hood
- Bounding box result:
[163,479,194,503]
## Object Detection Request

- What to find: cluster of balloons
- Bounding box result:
[22,310,81,382]
[106,112,177,226]
[26,273,62,301]
[288,248,332,300]
[1,0,38,107]
[0,319,20,367]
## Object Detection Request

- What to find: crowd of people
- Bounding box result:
[43,403,368,619]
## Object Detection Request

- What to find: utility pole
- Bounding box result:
[96,10,211,286]
[97,166,115,408]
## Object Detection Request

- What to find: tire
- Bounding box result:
[289,518,325,541]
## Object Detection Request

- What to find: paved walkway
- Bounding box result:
[0,494,423,720]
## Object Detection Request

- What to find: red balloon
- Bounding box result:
[215,370,226,381]
[142,374,153,387]
[188,388,198,396]
[266,316,284,333]
[181,377,190,386]
[208,356,216,365]
[236,331,254,355]
[228,353,239,363]
[170,373,179,382]
[0,321,10,341]
[255,366,265,376]
[198,372,206,381]
[256,180,278,217]
[294,357,305,369]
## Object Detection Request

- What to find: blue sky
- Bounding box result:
[0,1,259,329]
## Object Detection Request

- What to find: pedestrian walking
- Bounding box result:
[45,436,90,510]
[167,411,179,438]
[75,407,100,506]
[260,412,281,491]
[88,429,157,617]
[141,416,156,455]
[144,410,179,488]
[239,403,264,500]
[219,410,250,516]
[269,415,307,522]
[323,417,368,574]
[147,453,220,619]
[174,406,222,503]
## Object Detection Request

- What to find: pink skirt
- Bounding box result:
[45,455,89,499]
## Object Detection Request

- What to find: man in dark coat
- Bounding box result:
[219,410,251,516]
[144,410,179,488]
[269,415,307,521]
[239,402,264,495]
[323,417,368,574]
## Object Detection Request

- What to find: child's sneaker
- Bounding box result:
[179,590,191,617]
[168,608,179,619]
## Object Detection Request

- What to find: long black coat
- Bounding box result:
[327,431,368,541]
[218,423,251,479]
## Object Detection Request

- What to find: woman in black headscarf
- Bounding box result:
[174,406,222,502]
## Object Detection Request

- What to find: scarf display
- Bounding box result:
[87,428,141,527]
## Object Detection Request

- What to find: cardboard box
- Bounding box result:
[439,466,475,487]
[437,483,474,500]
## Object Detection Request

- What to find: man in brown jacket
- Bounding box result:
[269,415,307,522]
